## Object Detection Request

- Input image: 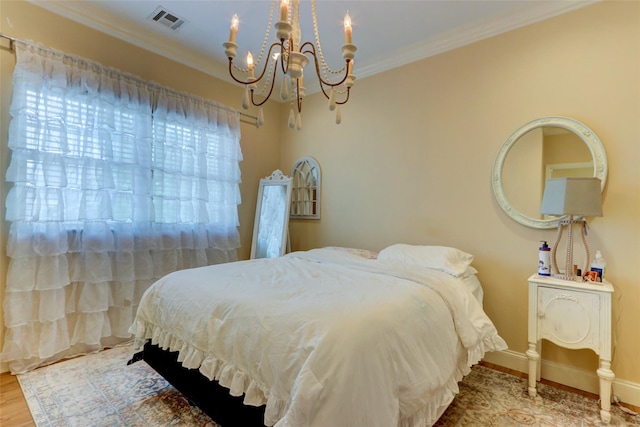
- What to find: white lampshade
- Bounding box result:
[540,177,603,217]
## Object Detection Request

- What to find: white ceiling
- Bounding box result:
[30,0,595,94]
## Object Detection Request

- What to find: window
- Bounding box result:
[3,41,242,373]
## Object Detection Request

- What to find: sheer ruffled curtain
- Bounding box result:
[2,41,242,373]
[151,89,242,272]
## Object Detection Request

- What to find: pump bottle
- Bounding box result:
[538,241,551,276]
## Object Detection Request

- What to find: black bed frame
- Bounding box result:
[136,342,267,427]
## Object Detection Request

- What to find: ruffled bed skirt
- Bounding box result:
[132,320,507,427]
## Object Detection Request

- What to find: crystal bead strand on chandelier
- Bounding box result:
[223,0,357,130]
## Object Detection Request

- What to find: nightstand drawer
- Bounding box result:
[537,286,600,351]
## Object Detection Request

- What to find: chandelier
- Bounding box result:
[223,0,356,130]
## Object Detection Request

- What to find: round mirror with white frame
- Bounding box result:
[492,116,607,229]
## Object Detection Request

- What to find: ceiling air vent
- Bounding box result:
[148,6,187,31]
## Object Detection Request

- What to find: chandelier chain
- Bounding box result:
[256,57,277,97]
[232,0,276,73]
[255,0,276,66]
[311,0,346,77]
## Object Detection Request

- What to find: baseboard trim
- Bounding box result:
[483,349,640,407]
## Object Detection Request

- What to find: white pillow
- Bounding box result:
[459,266,479,279]
[377,244,475,277]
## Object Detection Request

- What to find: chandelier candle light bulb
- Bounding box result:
[229,14,239,43]
[280,0,289,22]
[246,52,254,79]
[344,12,352,44]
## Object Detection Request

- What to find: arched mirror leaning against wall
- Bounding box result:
[492,116,607,229]
[290,156,321,219]
[250,170,293,259]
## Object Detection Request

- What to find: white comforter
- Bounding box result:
[130,248,507,427]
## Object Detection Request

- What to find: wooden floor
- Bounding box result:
[0,371,35,427]
[1,362,638,427]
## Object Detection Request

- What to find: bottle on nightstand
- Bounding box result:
[590,250,607,282]
[538,241,551,276]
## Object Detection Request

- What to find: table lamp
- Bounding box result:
[540,177,603,280]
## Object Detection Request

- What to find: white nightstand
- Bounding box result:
[526,274,615,423]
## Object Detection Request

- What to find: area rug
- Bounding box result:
[435,364,638,427]
[18,344,638,427]
[18,344,216,427]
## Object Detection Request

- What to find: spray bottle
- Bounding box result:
[590,250,606,282]
[538,241,551,276]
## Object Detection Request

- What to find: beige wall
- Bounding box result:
[284,1,639,400]
[1,0,638,405]
[0,0,283,370]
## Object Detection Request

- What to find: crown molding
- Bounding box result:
[28,0,598,97]
[26,0,229,83]
[356,0,599,79]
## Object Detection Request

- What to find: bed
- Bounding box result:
[128,245,507,427]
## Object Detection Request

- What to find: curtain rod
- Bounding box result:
[240,116,259,127]
[1,32,16,50]
[0,32,258,126]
